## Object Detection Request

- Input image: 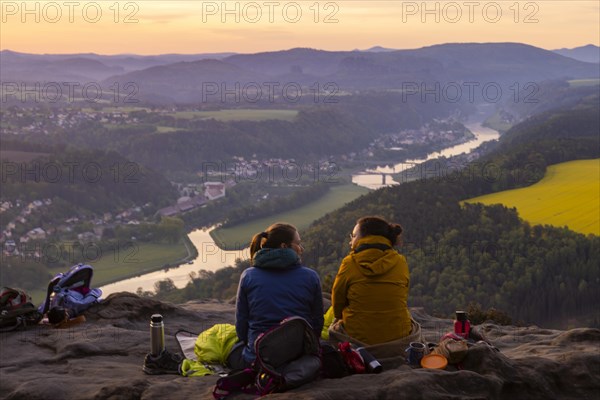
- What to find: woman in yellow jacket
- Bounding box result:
[332,216,411,345]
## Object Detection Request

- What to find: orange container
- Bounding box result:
[420,354,448,369]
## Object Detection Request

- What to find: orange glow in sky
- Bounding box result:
[0,1,598,54]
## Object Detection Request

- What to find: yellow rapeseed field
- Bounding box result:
[465,159,600,235]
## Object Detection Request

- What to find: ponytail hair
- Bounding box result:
[356,216,404,246]
[250,223,297,261]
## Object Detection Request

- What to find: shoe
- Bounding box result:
[143,349,184,375]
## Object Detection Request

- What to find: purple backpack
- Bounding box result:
[39,264,102,319]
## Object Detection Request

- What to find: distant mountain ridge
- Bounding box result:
[0,49,237,80]
[553,44,600,63]
[2,43,599,103]
[118,43,600,102]
[356,46,399,52]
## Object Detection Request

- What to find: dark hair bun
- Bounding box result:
[390,223,403,236]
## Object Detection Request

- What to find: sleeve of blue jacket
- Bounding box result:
[235,271,249,344]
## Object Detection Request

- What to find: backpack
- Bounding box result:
[337,341,366,374]
[213,316,321,398]
[320,342,350,379]
[0,287,42,332]
[39,264,102,319]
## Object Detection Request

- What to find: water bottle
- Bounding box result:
[356,347,383,373]
[150,314,165,356]
[454,311,471,339]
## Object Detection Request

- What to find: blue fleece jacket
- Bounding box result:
[235,248,324,364]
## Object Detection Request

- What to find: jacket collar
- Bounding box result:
[253,248,300,269]
[352,235,393,252]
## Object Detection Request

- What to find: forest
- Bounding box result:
[0,146,177,213]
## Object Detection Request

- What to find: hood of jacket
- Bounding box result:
[252,248,300,269]
[350,235,399,277]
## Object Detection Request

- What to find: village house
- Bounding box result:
[0,201,13,212]
[157,206,179,217]
[27,227,46,240]
[157,192,208,217]
[4,239,16,251]
[204,182,226,200]
[77,232,98,242]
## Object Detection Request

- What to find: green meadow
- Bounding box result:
[568,79,600,87]
[156,126,181,133]
[48,240,188,281]
[465,159,600,235]
[172,109,298,122]
[211,184,370,249]
[0,150,50,162]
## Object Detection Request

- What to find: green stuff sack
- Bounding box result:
[195,323,239,365]
[180,359,213,377]
[321,306,335,340]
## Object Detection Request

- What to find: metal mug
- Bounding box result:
[405,342,426,367]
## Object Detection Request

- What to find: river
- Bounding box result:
[352,120,500,190]
[101,119,500,296]
[100,228,250,296]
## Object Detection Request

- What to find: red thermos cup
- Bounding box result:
[454,311,470,339]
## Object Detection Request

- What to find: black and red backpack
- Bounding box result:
[0,287,42,332]
[213,316,321,398]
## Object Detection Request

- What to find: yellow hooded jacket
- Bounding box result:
[332,235,411,345]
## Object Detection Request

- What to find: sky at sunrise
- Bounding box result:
[0,1,598,54]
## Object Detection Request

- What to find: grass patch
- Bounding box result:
[464,159,600,235]
[99,106,150,113]
[0,150,50,162]
[172,109,298,122]
[211,184,370,249]
[568,79,600,87]
[156,126,181,133]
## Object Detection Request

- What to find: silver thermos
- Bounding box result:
[150,314,165,356]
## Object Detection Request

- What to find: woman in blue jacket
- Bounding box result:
[234,222,324,366]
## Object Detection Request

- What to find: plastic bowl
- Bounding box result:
[420,354,448,369]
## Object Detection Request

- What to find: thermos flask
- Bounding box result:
[454,311,471,339]
[356,347,383,373]
[150,314,165,356]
